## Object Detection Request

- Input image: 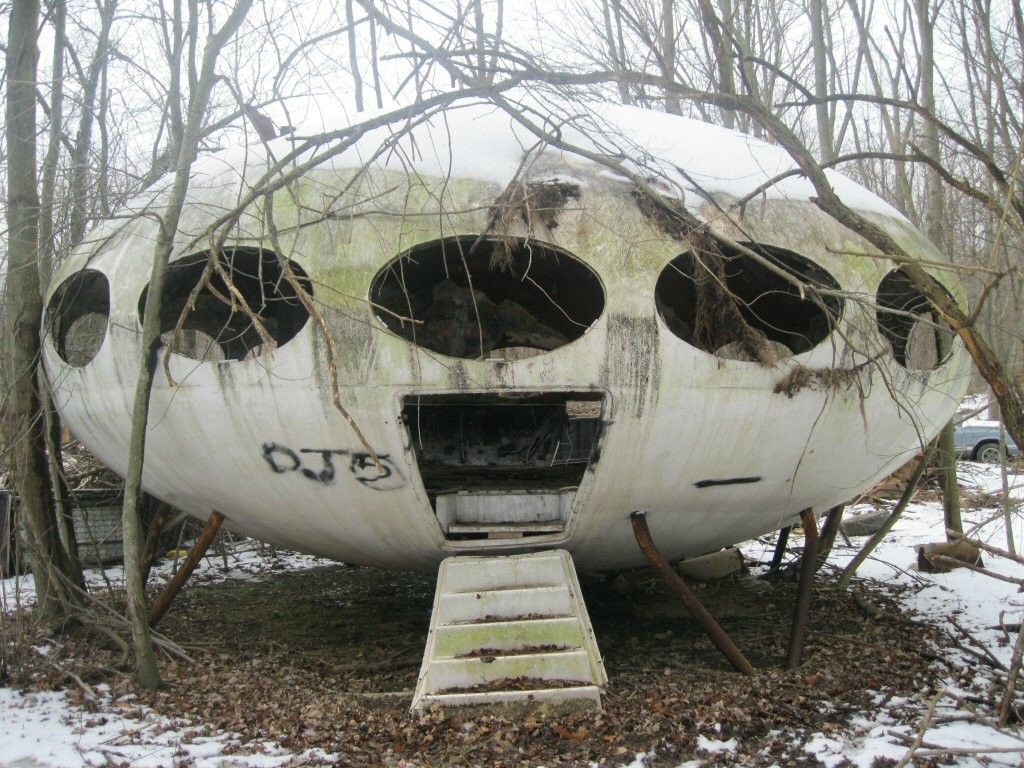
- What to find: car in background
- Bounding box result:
[954,422,1020,463]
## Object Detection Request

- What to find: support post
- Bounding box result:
[630,511,755,675]
[769,526,791,574]
[141,501,170,585]
[148,511,224,627]
[786,508,819,669]
[815,505,845,567]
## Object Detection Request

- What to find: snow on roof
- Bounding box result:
[187,97,904,222]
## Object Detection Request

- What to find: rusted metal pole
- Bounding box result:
[630,511,755,676]
[148,511,224,628]
[769,525,791,574]
[140,501,170,585]
[786,508,819,669]
[815,505,845,568]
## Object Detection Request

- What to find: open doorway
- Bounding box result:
[402,392,605,542]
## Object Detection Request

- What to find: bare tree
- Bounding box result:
[120,0,255,689]
[4,0,82,626]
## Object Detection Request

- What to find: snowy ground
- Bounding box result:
[2,462,1024,767]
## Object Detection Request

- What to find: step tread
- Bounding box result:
[430,648,589,665]
[446,522,565,533]
[416,686,602,713]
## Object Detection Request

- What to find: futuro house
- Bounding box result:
[43,100,970,573]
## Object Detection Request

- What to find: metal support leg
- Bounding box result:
[769,526,791,575]
[148,511,224,627]
[815,505,845,568]
[786,508,818,669]
[631,511,755,675]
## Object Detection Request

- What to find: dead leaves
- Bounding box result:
[6,561,949,767]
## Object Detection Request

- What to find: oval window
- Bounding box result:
[876,269,954,370]
[47,269,110,367]
[138,247,312,362]
[655,243,842,361]
[369,236,605,360]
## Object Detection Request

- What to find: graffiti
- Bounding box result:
[694,476,761,488]
[261,443,404,490]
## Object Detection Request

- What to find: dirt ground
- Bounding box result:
[18,549,957,768]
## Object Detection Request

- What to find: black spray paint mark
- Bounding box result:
[263,443,302,473]
[260,442,404,490]
[693,476,762,488]
[299,449,347,484]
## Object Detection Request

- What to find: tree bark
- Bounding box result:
[4,0,81,626]
[67,0,117,245]
[810,0,834,161]
[346,0,364,111]
[38,0,66,285]
[914,0,962,537]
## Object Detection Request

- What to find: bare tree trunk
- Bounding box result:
[39,0,66,285]
[67,0,117,245]
[369,15,384,109]
[4,0,81,626]
[810,0,835,161]
[120,0,255,690]
[36,0,85,588]
[346,0,364,111]
[42,379,84,590]
[602,0,632,104]
[915,0,962,536]
[695,0,738,128]
[661,0,682,114]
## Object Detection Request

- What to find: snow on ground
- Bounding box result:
[1,541,333,614]
[3,463,1024,767]
[0,687,337,768]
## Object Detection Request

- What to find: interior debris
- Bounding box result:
[876,269,953,370]
[403,392,604,539]
[370,236,604,360]
[655,244,842,361]
[138,248,312,361]
[48,269,111,367]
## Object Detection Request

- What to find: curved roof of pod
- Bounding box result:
[131,97,903,224]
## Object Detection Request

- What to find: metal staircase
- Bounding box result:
[411,549,607,714]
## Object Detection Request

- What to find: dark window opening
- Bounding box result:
[654,244,842,360]
[138,248,312,361]
[403,393,604,541]
[370,236,604,360]
[47,269,110,367]
[876,269,954,370]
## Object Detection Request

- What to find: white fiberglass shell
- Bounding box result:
[43,100,971,571]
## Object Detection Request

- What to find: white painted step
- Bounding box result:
[412,549,607,714]
[438,585,574,624]
[432,617,585,658]
[427,649,593,690]
[422,686,602,714]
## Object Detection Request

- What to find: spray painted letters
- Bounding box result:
[261,443,404,490]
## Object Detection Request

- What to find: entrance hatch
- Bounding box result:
[402,392,604,542]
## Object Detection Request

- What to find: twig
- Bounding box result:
[850,587,917,624]
[915,746,1024,756]
[999,614,1024,725]
[58,667,98,700]
[885,729,943,749]
[895,687,946,768]
[947,529,1024,568]
[949,619,1008,672]
[928,555,1024,587]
